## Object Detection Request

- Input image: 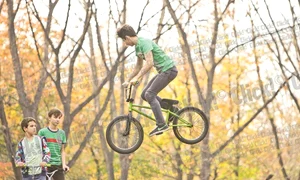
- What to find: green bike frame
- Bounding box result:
[128,101,193,127]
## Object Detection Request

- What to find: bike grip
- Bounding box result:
[16,164,51,167]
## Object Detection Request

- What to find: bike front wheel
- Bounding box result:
[106,115,144,154]
[173,107,209,144]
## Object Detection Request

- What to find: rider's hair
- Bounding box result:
[21,117,36,132]
[117,24,137,39]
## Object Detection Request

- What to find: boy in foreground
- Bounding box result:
[15,117,50,180]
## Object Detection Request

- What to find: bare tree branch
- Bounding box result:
[211,75,293,158]
[0,0,5,15]
[92,0,109,72]
[136,0,150,33]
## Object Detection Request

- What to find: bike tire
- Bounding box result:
[173,107,209,144]
[106,115,144,154]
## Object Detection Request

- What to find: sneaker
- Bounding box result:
[149,124,169,137]
[168,106,179,123]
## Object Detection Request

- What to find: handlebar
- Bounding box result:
[124,79,140,102]
[125,85,134,102]
[16,164,69,172]
[16,164,51,168]
[125,81,139,102]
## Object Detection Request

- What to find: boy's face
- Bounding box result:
[24,121,37,136]
[122,36,135,47]
[49,114,63,127]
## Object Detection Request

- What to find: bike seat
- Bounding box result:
[161,99,179,109]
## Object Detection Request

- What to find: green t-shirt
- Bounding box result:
[135,37,174,73]
[38,127,67,165]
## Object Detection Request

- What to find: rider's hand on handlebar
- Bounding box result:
[123,79,139,88]
[63,164,70,172]
[129,78,139,86]
[122,81,129,88]
[40,161,47,167]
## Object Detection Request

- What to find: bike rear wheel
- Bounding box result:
[173,107,208,144]
[106,115,144,154]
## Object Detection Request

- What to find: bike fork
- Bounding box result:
[123,112,132,136]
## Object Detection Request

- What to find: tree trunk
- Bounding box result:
[249,8,290,179]
[164,0,212,178]
[0,96,22,180]
[86,22,115,180]
[6,0,53,130]
[90,146,101,180]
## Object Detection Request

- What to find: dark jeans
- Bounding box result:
[47,165,65,180]
[141,66,178,126]
[23,174,46,180]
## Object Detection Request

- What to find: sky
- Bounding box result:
[30,0,299,47]
[22,0,300,84]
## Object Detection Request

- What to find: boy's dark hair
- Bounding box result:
[48,108,63,118]
[21,117,36,132]
[117,24,137,39]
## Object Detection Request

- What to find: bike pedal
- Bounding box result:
[156,132,163,135]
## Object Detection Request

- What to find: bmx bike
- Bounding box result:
[16,164,67,179]
[106,85,209,154]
